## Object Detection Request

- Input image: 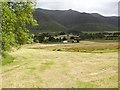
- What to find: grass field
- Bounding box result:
[2,40,118,88]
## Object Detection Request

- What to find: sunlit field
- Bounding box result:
[2,40,118,88]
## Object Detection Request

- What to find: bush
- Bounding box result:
[57,49,62,51]
[52,49,56,51]
[34,40,39,43]
[52,49,62,51]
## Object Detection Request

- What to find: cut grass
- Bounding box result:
[64,48,119,53]
[28,40,119,53]
[40,60,54,71]
[91,75,118,88]
[2,40,118,88]
[1,52,14,65]
[75,81,96,88]
[59,41,119,53]
[53,48,119,53]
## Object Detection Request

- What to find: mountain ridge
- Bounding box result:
[28,8,118,34]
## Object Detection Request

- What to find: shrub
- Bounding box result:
[52,49,56,51]
[57,49,62,51]
[34,40,39,43]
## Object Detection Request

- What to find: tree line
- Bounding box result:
[33,32,120,43]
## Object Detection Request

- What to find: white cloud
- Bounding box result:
[36,0,119,16]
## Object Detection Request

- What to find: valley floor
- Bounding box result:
[2,41,118,88]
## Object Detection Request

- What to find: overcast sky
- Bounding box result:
[36,0,119,16]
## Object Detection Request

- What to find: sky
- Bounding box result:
[36,0,119,16]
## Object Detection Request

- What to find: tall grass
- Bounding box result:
[1,52,14,65]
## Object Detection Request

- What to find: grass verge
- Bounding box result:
[1,52,14,65]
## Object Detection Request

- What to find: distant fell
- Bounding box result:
[28,8,118,34]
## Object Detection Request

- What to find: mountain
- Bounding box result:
[29,8,118,34]
[28,9,67,34]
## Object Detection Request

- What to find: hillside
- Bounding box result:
[28,8,118,34]
[28,9,67,34]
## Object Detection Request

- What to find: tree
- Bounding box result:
[48,36,55,42]
[2,2,17,50]
[59,32,65,35]
[70,36,75,39]
[62,37,67,41]
[2,1,37,50]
